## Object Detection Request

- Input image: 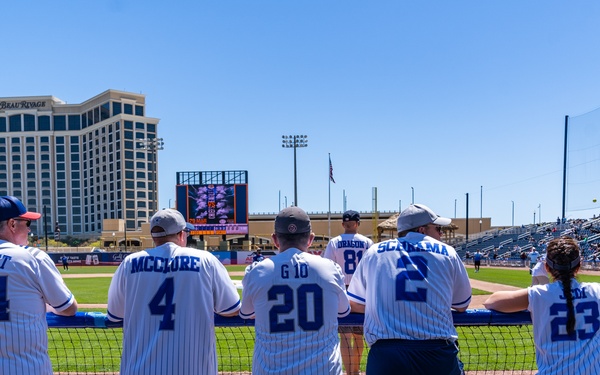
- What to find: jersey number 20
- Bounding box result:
[268,284,324,333]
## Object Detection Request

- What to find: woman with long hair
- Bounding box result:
[484,236,600,374]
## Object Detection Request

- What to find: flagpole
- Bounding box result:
[328,153,331,238]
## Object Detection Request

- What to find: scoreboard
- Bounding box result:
[176,183,249,236]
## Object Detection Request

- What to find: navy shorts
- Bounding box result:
[366,339,463,375]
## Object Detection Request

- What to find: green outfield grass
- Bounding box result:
[59,265,118,274]
[63,278,111,304]
[467,267,600,287]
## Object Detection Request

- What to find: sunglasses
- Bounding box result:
[425,224,443,233]
[13,218,32,227]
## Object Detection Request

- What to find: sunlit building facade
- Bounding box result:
[0,90,160,238]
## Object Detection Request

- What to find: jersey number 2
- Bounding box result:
[268,284,324,333]
[149,278,175,331]
[396,255,428,302]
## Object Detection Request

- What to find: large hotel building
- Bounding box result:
[0,90,160,239]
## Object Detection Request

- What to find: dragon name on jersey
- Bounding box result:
[130,255,203,274]
[337,240,370,249]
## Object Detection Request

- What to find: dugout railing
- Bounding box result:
[47,310,536,374]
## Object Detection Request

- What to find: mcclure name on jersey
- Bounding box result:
[130,255,203,274]
[377,239,450,257]
[337,240,369,249]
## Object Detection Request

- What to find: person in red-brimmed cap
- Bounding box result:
[0,196,78,374]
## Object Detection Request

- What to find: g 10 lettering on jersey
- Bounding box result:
[269,264,324,333]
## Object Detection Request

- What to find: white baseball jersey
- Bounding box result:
[347,232,471,346]
[324,233,374,286]
[0,240,75,375]
[107,242,241,375]
[240,248,350,375]
[528,279,600,374]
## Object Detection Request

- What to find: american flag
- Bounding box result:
[329,155,335,183]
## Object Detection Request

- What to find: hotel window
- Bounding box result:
[135,105,144,116]
[100,102,110,121]
[53,116,66,131]
[112,102,121,115]
[24,115,35,131]
[9,115,21,132]
[124,103,133,115]
[0,117,6,132]
[68,115,81,130]
[39,116,50,131]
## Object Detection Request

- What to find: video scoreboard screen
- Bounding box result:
[176,183,249,235]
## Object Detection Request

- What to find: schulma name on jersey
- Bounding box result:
[130,255,203,274]
[377,239,450,256]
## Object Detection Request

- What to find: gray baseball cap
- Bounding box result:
[151,209,187,237]
[275,207,311,234]
[397,204,451,232]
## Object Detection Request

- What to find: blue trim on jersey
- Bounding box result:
[106,310,123,322]
[53,293,73,309]
[239,310,254,319]
[347,291,365,303]
[453,295,472,307]
[338,305,351,317]
[220,299,241,314]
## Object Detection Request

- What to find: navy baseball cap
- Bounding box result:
[0,196,42,221]
[275,207,312,234]
[397,203,451,232]
[151,209,187,237]
[343,210,360,222]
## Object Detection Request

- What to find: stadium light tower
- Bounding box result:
[138,137,164,215]
[281,135,308,206]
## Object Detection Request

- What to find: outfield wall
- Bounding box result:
[49,249,327,267]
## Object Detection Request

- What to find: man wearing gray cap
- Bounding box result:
[107,209,240,375]
[348,204,471,375]
[240,207,350,375]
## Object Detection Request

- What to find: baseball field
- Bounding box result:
[53,265,600,374]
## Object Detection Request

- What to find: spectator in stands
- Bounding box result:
[107,209,240,375]
[240,207,350,375]
[0,196,78,374]
[520,251,527,266]
[484,236,600,374]
[473,250,482,272]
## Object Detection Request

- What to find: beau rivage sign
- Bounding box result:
[0,100,50,111]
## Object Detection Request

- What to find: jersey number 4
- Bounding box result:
[0,276,9,321]
[268,284,324,333]
[396,255,428,302]
[149,278,176,331]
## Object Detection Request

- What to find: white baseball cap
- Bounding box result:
[151,209,187,237]
[397,204,451,232]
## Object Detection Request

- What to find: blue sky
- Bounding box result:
[2,1,600,227]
